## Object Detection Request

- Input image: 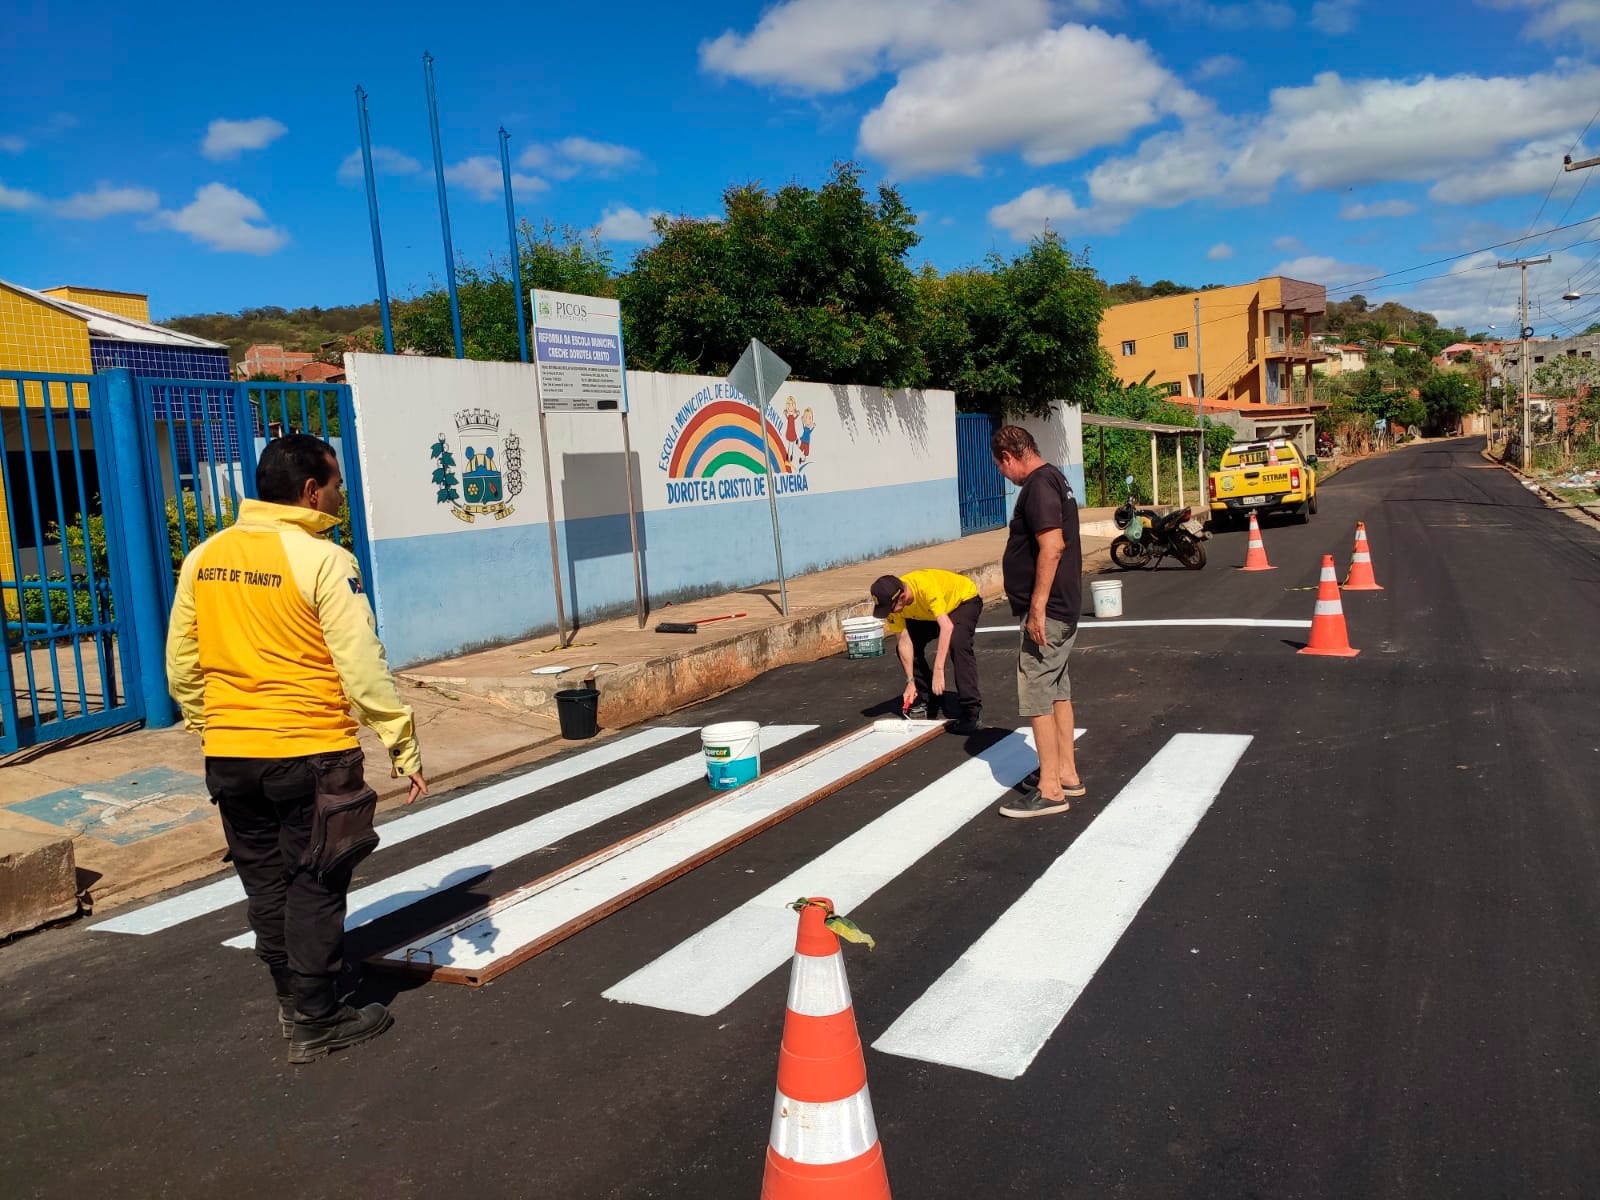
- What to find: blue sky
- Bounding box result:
[5,0,1600,334]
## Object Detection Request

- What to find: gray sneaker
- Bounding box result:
[999,790,1071,819]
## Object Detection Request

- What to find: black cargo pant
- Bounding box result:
[206,752,361,980]
[905,596,983,720]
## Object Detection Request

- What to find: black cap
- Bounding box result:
[870,575,904,619]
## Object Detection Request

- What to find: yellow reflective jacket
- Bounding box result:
[165,499,421,776]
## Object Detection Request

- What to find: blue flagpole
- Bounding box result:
[423,52,464,358]
[499,127,530,364]
[355,86,394,354]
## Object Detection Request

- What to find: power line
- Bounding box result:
[1325,213,1600,298]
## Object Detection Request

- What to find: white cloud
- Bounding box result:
[556,137,643,172]
[1481,0,1600,46]
[337,146,423,186]
[859,25,1203,177]
[518,137,645,180]
[1429,137,1585,205]
[1340,198,1418,219]
[594,205,664,242]
[701,0,1055,93]
[57,183,160,220]
[1141,0,1294,30]
[0,182,41,210]
[1068,64,1600,230]
[1227,68,1600,192]
[1207,242,1234,260]
[155,183,288,254]
[1274,235,1306,252]
[1085,125,1229,211]
[1273,254,1379,286]
[1310,0,1360,33]
[444,156,547,202]
[1195,54,1242,80]
[987,185,1127,239]
[0,135,23,154]
[201,117,288,161]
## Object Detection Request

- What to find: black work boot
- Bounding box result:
[288,973,394,1065]
[948,708,981,736]
[269,966,296,1040]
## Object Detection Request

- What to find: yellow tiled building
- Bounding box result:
[1100,276,1328,407]
[1,280,228,590]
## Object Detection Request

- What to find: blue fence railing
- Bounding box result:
[1,371,143,752]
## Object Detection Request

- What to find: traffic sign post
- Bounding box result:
[729,339,791,616]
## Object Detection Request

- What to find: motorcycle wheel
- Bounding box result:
[1173,533,1207,570]
[1110,537,1155,570]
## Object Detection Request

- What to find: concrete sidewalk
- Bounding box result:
[0,518,1114,919]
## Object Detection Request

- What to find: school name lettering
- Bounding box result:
[535,329,619,364]
[664,471,809,506]
[658,382,744,472]
[195,567,284,588]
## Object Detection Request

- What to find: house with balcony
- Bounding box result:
[1099,275,1328,409]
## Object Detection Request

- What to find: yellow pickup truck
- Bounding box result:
[1208,438,1317,526]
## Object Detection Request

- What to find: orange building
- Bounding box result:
[1100,276,1328,408]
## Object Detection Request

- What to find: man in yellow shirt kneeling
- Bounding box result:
[869,568,984,735]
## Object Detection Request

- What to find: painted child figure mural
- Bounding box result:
[783,396,800,462]
[799,407,815,466]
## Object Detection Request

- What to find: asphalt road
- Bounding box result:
[3,438,1597,1199]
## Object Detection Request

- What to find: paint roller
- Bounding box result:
[654,612,746,634]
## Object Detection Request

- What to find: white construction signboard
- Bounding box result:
[531,289,626,412]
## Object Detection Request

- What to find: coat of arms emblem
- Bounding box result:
[429,409,523,523]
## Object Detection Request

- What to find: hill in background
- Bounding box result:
[161,302,385,367]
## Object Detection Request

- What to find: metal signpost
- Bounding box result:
[530,290,645,636]
[729,339,791,616]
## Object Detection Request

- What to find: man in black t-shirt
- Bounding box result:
[990,425,1084,818]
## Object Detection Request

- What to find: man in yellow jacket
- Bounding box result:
[166,434,426,1064]
[869,568,984,735]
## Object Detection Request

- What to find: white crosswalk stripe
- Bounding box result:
[604,728,1083,1016]
[96,715,1253,1086]
[92,727,696,936]
[872,732,1252,1080]
[220,725,816,948]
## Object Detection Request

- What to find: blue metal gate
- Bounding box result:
[1,371,374,754]
[135,377,374,615]
[1,372,143,752]
[956,413,1006,535]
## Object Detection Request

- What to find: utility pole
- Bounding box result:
[1193,296,1208,508]
[1498,255,1550,470]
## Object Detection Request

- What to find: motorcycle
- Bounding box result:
[1110,474,1209,570]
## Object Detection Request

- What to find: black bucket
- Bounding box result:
[554,687,600,740]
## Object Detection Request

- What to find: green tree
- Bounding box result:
[1533,356,1600,442]
[1419,371,1479,433]
[396,222,616,361]
[919,233,1109,417]
[619,162,925,388]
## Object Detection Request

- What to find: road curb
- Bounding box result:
[1480,446,1600,525]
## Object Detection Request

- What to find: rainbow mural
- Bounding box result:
[665,399,793,479]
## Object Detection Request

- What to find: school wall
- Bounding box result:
[1004,403,1087,510]
[345,354,959,667]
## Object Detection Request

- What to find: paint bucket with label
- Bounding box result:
[841,616,886,658]
[702,721,761,789]
[1090,579,1124,619]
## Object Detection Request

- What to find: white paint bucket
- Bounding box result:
[841,616,886,658]
[1090,579,1124,619]
[702,721,761,790]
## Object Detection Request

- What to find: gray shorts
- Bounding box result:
[1017,618,1077,717]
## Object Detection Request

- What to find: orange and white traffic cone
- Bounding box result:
[1342,521,1384,591]
[761,898,891,1200]
[1240,511,1275,571]
[1299,554,1360,657]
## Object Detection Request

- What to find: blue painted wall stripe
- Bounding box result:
[371,477,959,667]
